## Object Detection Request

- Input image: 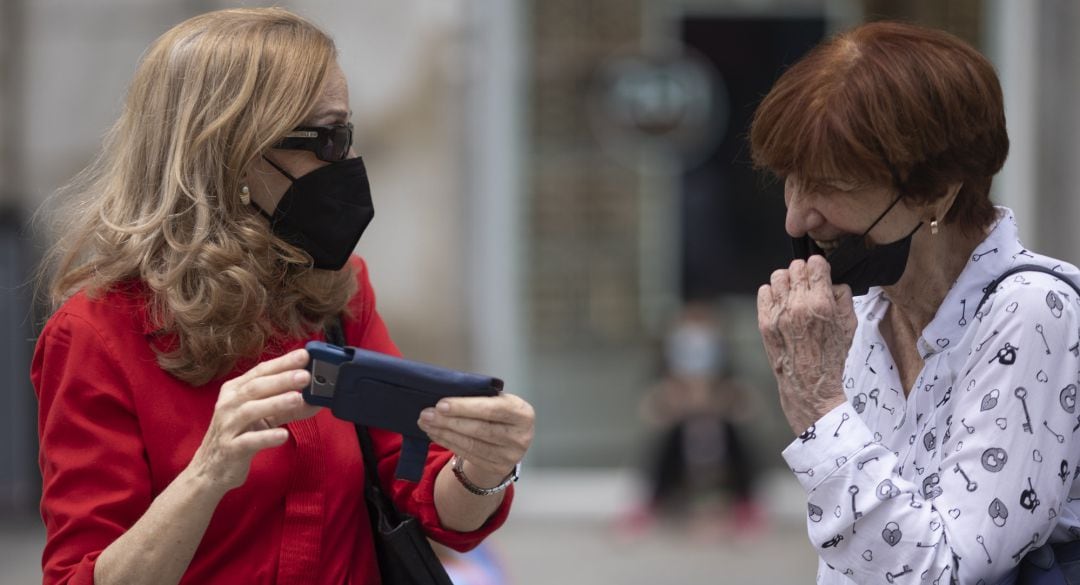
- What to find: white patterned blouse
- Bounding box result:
[782,208,1080,584]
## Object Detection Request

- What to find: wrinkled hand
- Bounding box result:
[190,349,319,492]
[758,255,857,435]
[418,393,535,487]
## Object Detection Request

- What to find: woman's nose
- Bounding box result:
[784,182,825,237]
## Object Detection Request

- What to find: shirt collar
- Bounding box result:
[916,207,1027,358]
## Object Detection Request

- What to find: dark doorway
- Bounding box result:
[680,16,826,299]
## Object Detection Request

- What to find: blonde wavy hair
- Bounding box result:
[39,7,356,385]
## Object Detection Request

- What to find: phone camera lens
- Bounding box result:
[315,374,327,385]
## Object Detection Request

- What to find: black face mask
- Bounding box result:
[791,194,922,296]
[256,155,375,270]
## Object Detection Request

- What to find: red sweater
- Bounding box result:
[31,257,511,585]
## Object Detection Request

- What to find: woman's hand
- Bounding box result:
[189,349,319,493]
[758,255,856,435]
[418,393,535,487]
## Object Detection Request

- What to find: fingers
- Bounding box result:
[769,267,791,304]
[215,350,314,434]
[236,391,319,430]
[789,256,836,297]
[232,348,309,388]
[431,394,534,425]
[271,402,321,427]
[807,255,832,293]
[418,410,528,448]
[425,429,511,469]
[757,284,774,327]
[425,425,522,473]
[768,257,838,309]
[418,394,534,473]
[788,259,808,290]
[757,284,784,351]
[231,427,290,454]
[770,257,830,302]
[224,365,310,408]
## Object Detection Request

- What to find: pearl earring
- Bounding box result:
[240,185,251,206]
[930,219,939,235]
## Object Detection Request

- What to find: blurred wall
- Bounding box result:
[1031,1,1080,261]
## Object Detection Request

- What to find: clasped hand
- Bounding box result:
[757,255,857,435]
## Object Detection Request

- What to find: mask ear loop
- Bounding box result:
[247,155,299,221]
[859,192,908,239]
[858,172,923,245]
[262,155,298,182]
[859,155,923,241]
[860,195,924,245]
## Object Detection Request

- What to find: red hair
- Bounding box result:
[750,21,1008,233]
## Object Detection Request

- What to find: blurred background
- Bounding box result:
[2,0,1080,583]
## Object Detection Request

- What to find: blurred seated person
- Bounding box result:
[626,302,763,536]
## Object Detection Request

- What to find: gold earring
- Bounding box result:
[240,185,251,205]
[930,219,939,235]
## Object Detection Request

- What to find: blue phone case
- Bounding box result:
[302,340,504,480]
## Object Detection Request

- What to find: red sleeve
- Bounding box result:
[32,310,151,585]
[344,256,513,551]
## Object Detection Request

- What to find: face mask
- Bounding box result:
[665,322,724,378]
[256,155,375,270]
[791,194,922,296]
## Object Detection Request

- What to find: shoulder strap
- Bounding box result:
[322,316,402,524]
[324,316,345,347]
[356,421,402,525]
[974,264,1080,318]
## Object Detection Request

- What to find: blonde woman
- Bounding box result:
[32,8,533,585]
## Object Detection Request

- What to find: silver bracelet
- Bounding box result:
[450,455,519,496]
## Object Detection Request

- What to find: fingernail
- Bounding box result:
[437,401,450,412]
[420,409,436,421]
[293,371,308,383]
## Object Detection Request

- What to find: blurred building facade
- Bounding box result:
[2,0,1080,515]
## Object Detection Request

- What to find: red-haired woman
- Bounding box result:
[753,21,1080,584]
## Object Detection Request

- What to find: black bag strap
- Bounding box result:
[356,419,403,527]
[324,316,346,347]
[974,264,1080,318]
[323,316,401,525]
[323,316,456,585]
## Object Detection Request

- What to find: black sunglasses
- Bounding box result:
[273,122,353,162]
